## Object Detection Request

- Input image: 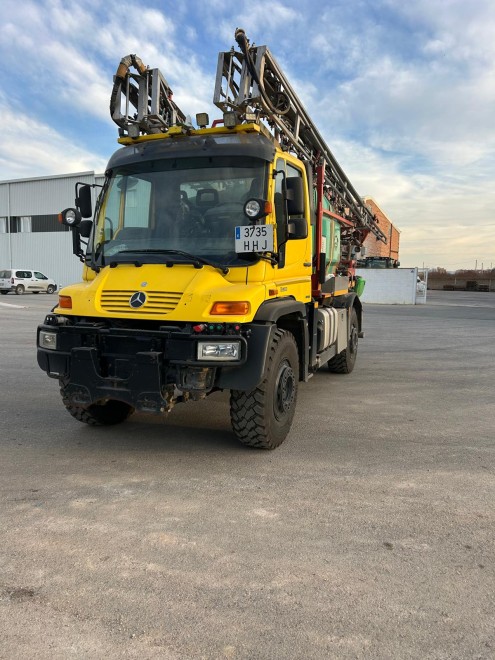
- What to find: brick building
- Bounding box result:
[362,197,400,264]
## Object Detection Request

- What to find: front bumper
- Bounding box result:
[37,318,272,412]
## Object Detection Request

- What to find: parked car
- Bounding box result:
[416,276,426,295]
[0,269,57,295]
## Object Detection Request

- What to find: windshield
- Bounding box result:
[92,156,267,267]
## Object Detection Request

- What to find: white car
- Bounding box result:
[0,269,57,295]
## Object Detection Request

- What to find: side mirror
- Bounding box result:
[287,217,308,240]
[76,183,93,218]
[286,177,305,216]
[79,220,93,238]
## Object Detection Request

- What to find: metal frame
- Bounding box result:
[213,41,387,250]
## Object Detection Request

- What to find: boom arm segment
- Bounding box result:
[214,29,387,246]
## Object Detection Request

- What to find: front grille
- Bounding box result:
[100,290,182,314]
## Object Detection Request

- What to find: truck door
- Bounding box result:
[273,159,311,278]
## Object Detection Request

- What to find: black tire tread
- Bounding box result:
[327,350,350,373]
[327,308,358,374]
[61,389,134,426]
[230,329,298,450]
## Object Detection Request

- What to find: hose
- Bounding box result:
[234,28,289,116]
[109,54,147,119]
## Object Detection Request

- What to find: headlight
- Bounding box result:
[244,199,261,218]
[58,207,81,227]
[197,341,241,361]
[39,330,57,350]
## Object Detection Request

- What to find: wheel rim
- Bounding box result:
[274,359,295,420]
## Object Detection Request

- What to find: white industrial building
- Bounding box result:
[0,171,104,289]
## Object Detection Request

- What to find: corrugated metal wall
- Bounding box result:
[0,171,103,288]
[7,233,83,288]
[0,172,96,216]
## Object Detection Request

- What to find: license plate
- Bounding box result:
[235,225,274,253]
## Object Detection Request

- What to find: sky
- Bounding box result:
[0,0,494,270]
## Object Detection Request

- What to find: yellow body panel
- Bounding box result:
[57,263,270,323]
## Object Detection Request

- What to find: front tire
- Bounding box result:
[327,308,358,374]
[230,329,299,449]
[61,390,134,426]
[46,285,56,294]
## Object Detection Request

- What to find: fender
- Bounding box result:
[215,323,276,390]
[253,297,307,322]
[331,293,363,335]
[255,298,310,382]
[218,299,310,390]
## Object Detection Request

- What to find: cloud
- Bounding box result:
[0,98,106,179]
[319,134,495,268]
[0,0,493,268]
[204,1,299,43]
[0,0,214,124]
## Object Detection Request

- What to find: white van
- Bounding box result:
[0,269,57,295]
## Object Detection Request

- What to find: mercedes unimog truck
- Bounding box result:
[37,29,387,449]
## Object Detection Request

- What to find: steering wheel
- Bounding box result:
[178,204,207,237]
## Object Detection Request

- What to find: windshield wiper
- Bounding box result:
[115,249,229,274]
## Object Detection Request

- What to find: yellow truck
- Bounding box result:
[37,30,386,449]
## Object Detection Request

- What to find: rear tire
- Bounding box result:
[15,285,24,295]
[230,329,298,449]
[327,308,358,374]
[61,390,134,426]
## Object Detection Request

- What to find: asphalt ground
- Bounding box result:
[0,290,494,659]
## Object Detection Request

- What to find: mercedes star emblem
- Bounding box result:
[129,291,147,308]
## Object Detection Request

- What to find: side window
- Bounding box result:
[274,158,286,249]
[34,272,47,279]
[101,175,152,240]
[286,163,303,180]
[286,163,304,217]
[16,271,31,278]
